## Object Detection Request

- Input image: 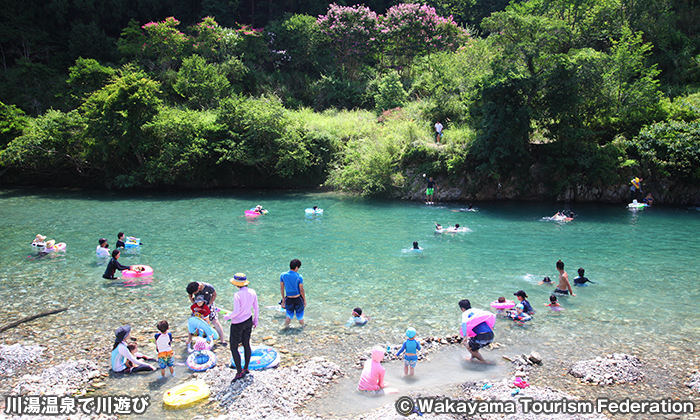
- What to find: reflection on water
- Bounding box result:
[2,189,700,418]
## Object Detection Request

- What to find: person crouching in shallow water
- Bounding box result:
[357,346,398,395]
[458,299,494,363]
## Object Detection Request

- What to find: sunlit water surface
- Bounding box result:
[2,189,699,418]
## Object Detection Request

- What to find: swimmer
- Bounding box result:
[435,223,443,231]
[102,249,133,279]
[554,260,576,296]
[412,241,422,250]
[31,234,46,247]
[348,307,369,326]
[96,238,110,258]
[573,267,595,286]
[544,295,565,311]
[396,328,421,377]
[538,276,552,285]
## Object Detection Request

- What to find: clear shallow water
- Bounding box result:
[2,189,700,416]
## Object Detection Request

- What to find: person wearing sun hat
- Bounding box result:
[110,325,156,373]
[96,238,110,258]
[31,234,46,248]
[396,327,422,377]
[224,273,259,382]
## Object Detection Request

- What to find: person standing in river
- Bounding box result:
[280,259,306,328]
[554,260,576,297]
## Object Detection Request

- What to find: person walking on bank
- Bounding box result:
[434,121,443,143]
[280,259,306,328]
[224,273,259,382]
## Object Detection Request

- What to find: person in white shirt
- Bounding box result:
[434,121,443,143]
[96,238,110,257]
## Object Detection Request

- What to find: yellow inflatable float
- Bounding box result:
[163,380,210,407]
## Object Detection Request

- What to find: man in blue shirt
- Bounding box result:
[280,259,306,327]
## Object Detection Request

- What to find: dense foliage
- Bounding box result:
[1,0,700,202]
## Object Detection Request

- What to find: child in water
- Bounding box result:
[155,320,175,378]
[573,268,595,286]
[347,307,369,326]
[544,295,565,311]
[396,328,422,377]
[357,346,398,395]
[125,342,155,369]
[513,290,535,315]
[508,304,532,325]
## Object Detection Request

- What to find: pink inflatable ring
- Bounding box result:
[122,265,153,278]
[490,300,516,310]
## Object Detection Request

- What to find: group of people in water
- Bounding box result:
[356,259,597,395]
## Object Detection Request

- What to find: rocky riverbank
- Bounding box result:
[1,338,699,420]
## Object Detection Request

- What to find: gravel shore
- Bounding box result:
[1,339,699,420]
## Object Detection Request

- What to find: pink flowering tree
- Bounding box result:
[378,3,467,72]
[317,4,379,80]
[189,17,239,63]
[141,17,189,71]
[117,17,189,73]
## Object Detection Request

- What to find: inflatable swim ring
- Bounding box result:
[122,265,153,278]
[459,309,496,338]
[186,350,217,372]
[230,346,280,370]
[305,208,323,214]
[490,300,516,310]
[163,380,210,407]
[244,210,260,218]
[187,316,219,341]
[45,243,67,252]
[628,200,648,209]
[125,237,140,249]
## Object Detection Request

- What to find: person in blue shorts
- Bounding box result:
[396,327,421,376]
[280,259,306,327]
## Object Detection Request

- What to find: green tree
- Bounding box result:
[374,70,407,111]
[0,102,29,147]
[80,65,162,187]
[66,58,116,105]
[0,109,88,176]
[215,95,318,180]
[173,55,230,109]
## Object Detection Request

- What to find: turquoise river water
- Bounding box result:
[1,188,699,418]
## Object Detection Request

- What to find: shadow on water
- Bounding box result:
[305,345,510,418]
